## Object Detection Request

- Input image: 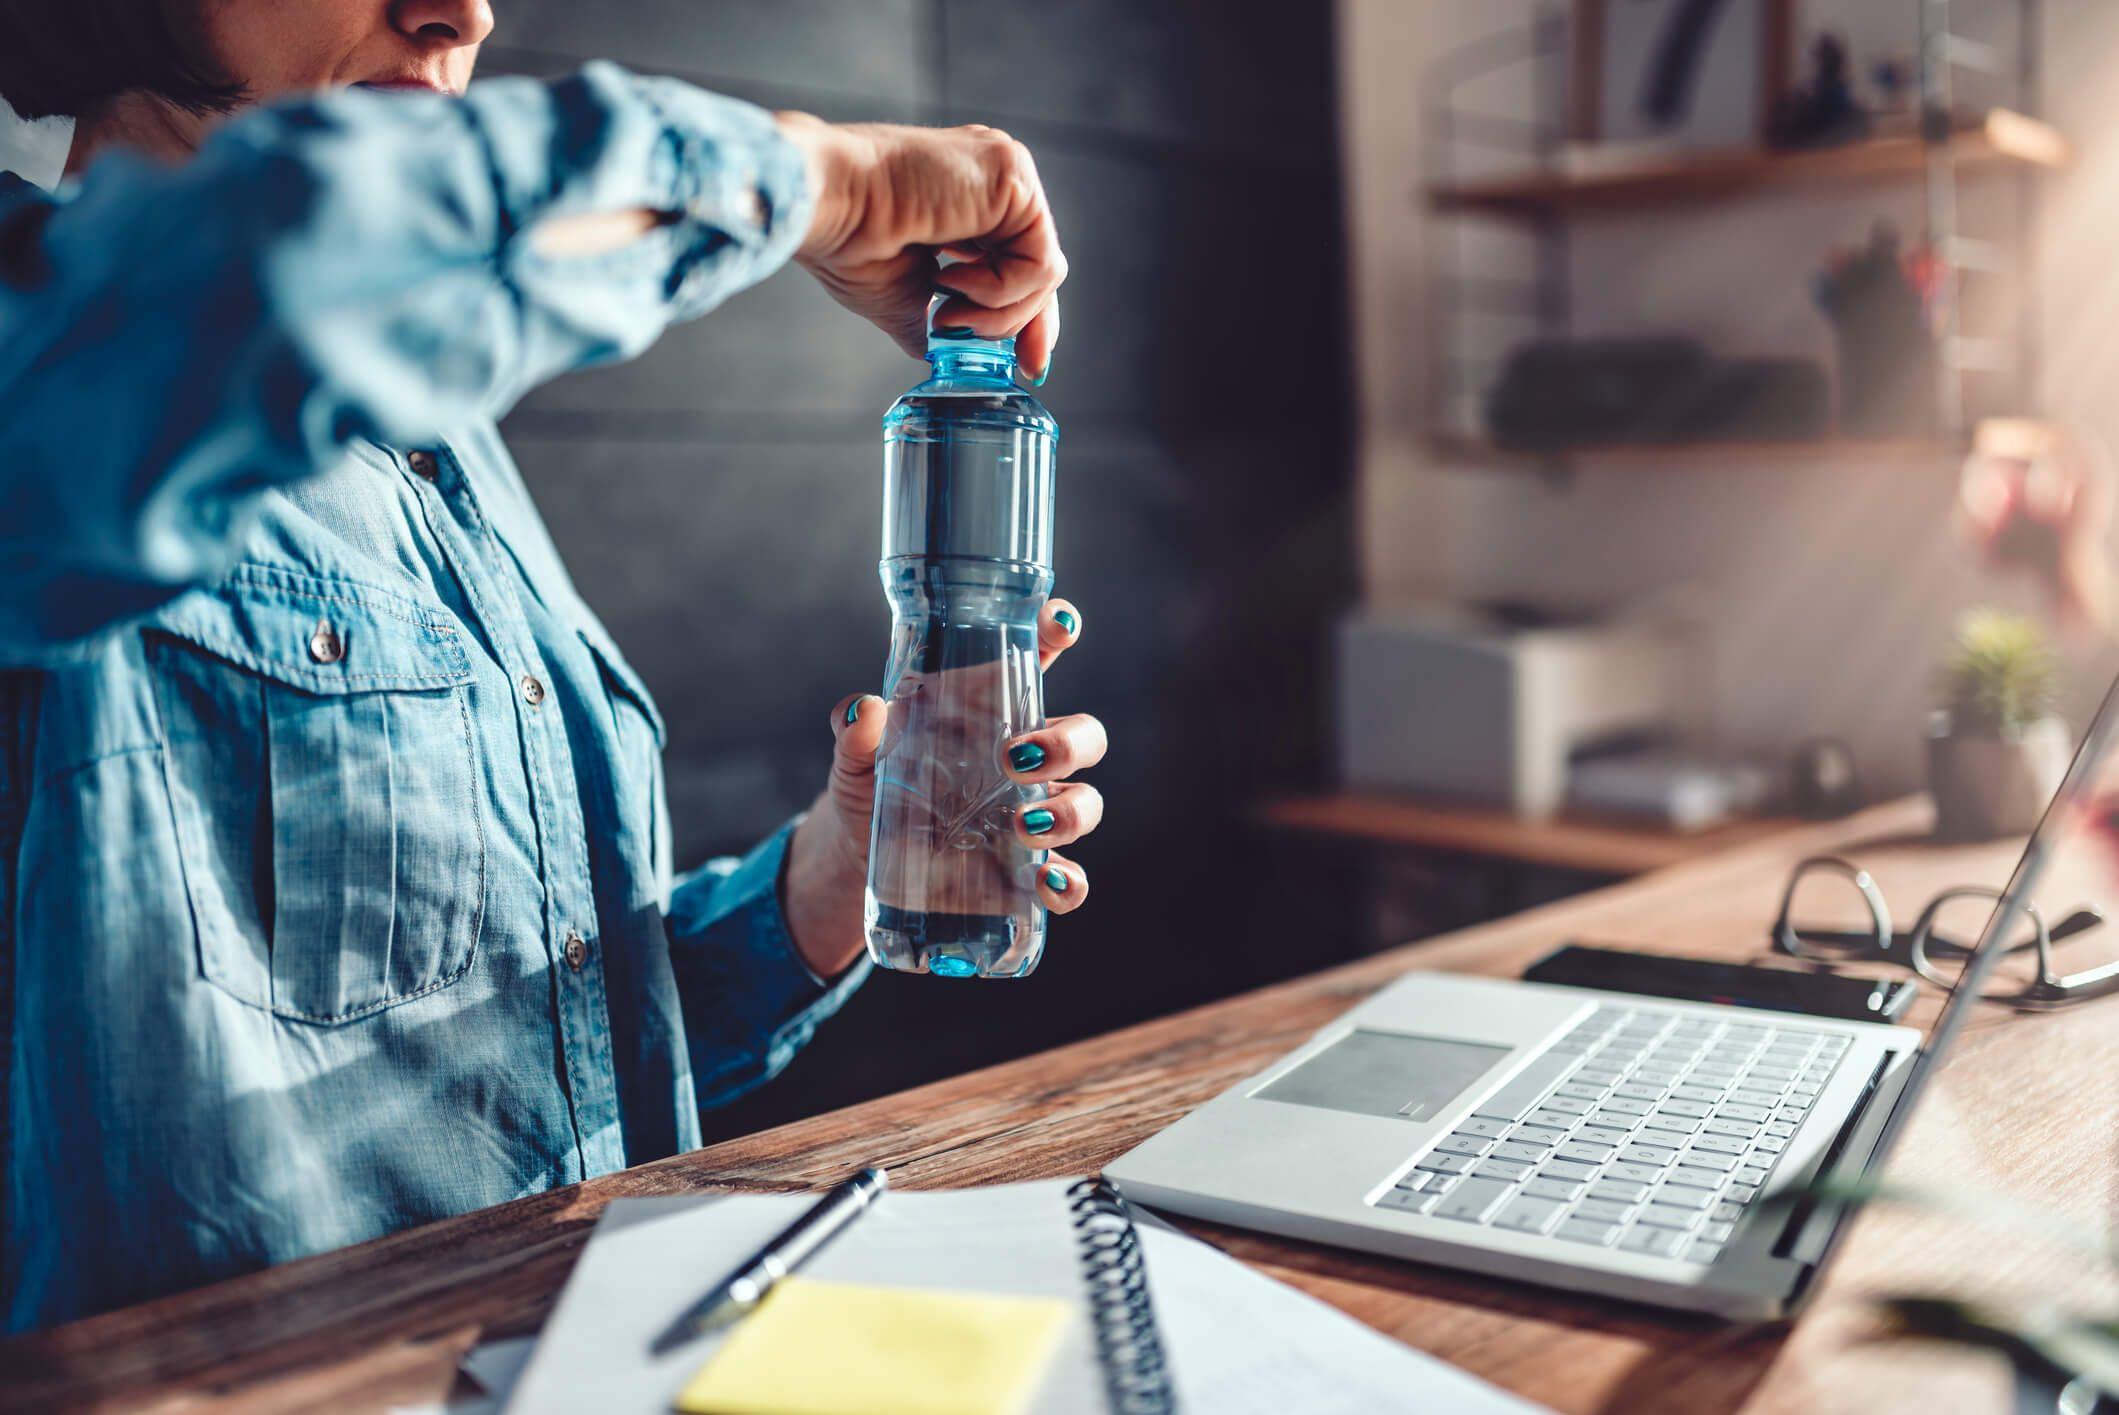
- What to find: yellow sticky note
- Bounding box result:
[675,1277,1071,1415]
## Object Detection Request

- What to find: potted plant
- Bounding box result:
[1927,610,2071,841]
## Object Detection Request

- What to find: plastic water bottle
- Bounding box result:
[864,324,1058,978]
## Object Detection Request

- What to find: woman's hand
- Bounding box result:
[774,114,1067,381]
[781,599,1101,979]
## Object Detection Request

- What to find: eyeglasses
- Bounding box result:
[1771,855,2118,1010]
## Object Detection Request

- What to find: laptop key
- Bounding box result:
[1763,1120,1796,1138]
[1699,1220,1735,1242]
[1650,1184,1713,1210]
[1619,1226,1685,1258]
[1669,1085,1722,1103]
[1599,1096,1655,1117]
[1491,1141,1548,1164]
[1587,1179,1649,1203]
[1394,1171,1434,1192]
[1416,1153,1474,1175]
[1733,1165,1771,1185]
[1555,1141,1616,1165]
[1691,1134,1748,1157]
[1606,1161,1662,1185]
[1635,1127,1692,1149]
[1494,1196,1566,1235]
[1618,1144,1678,1166]
[1717,1103,1773,1123]
[1434,1135,1490,1157]
[1724,1184,1758,1204]
[1683,1240,1724,1265]
[1432,1177,1515,1223]
[1526,1108,1580,1131]
[1679,1149,1738,1172]
[1539,1159,1599,1183]
[1427,1173,1463,1196]
[1522,1177,1582,1202]
[1544,1095,1595,1116]
[1703,1118,1759,1138]
[1645,1113,1701,1134]
[1375,1188,1437,1213]
[1553,1082,1605,1102]
[1475,1157,1534,1181]
[1658,1098,1713,1118]
[1666,1165,1727,1190]
[1571,1198,1634,1224]
[1454,1116,1512,1139]
[1614,1083,1664,1101]
[1710,1201,1745,1223]
[1555,1218,1620,1246]
[1577,1122,1633,1145]
[1751,1134,1788,1155]
[1638,1203,1701,1230]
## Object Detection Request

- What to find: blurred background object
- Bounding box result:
[1926,608,2070,839]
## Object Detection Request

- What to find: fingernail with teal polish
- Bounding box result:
[1030,363,1051,387]
[934,324,975,337]
[1008,740,1046,773]
[1054,609,1077,635]
[844,698,865,725]
[1045,866,1069,892]
[1022,807,1056,836]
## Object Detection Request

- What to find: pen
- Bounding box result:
[648,1166,889,1356]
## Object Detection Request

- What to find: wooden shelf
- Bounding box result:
[1429,109,2067,218]
[1255,792,1811,877]
[1429,433,1959,471]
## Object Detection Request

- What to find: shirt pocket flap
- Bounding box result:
[149,565,472,693]
[577,622,666,746]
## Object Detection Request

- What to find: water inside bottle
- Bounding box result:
[864,558,1050,978]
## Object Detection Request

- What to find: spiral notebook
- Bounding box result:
[504,1178,1541,1415]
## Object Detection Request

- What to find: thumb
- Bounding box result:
[828,694,888,812]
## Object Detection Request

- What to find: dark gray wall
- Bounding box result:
[483,1,1354,1135]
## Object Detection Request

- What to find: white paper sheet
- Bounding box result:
[1134,1213,1546,1414]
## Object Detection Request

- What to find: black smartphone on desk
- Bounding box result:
[1524,943,1920,1023]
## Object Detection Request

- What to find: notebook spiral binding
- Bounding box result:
[1066,1177,1178,1415]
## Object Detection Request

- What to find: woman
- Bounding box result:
[0,0,1102,1328]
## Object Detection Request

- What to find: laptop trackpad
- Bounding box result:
[1252,1028,1511,1122]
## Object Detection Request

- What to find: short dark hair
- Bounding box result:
[0,0,244,121]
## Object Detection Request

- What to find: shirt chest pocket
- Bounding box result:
[145,566,486,1025]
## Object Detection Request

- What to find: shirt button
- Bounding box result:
[563,931,588,970]
[308,621,344,664]
[408,450,440,481]
[520,674,546,707]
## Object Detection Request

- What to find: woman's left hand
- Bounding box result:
[782,598,1102,978]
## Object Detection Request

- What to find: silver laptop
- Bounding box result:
[1108,675,2119,1320]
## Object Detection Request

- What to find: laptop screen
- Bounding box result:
[1858,667,2119,1177]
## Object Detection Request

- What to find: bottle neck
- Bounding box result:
[926,331,1018,384]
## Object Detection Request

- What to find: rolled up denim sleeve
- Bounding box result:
[664,818,871,1109]
[0,61,812,660]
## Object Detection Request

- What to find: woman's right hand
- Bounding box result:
[774,115,1066,381]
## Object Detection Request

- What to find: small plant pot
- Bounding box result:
[1926,711,2072,842]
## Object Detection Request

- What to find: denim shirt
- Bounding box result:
[0,64,868,1329]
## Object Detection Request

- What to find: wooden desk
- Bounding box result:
[1257,792,1808,877]
[7,795,2116,1413]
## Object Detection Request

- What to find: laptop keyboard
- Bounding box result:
[1370,1005,1850,1265]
